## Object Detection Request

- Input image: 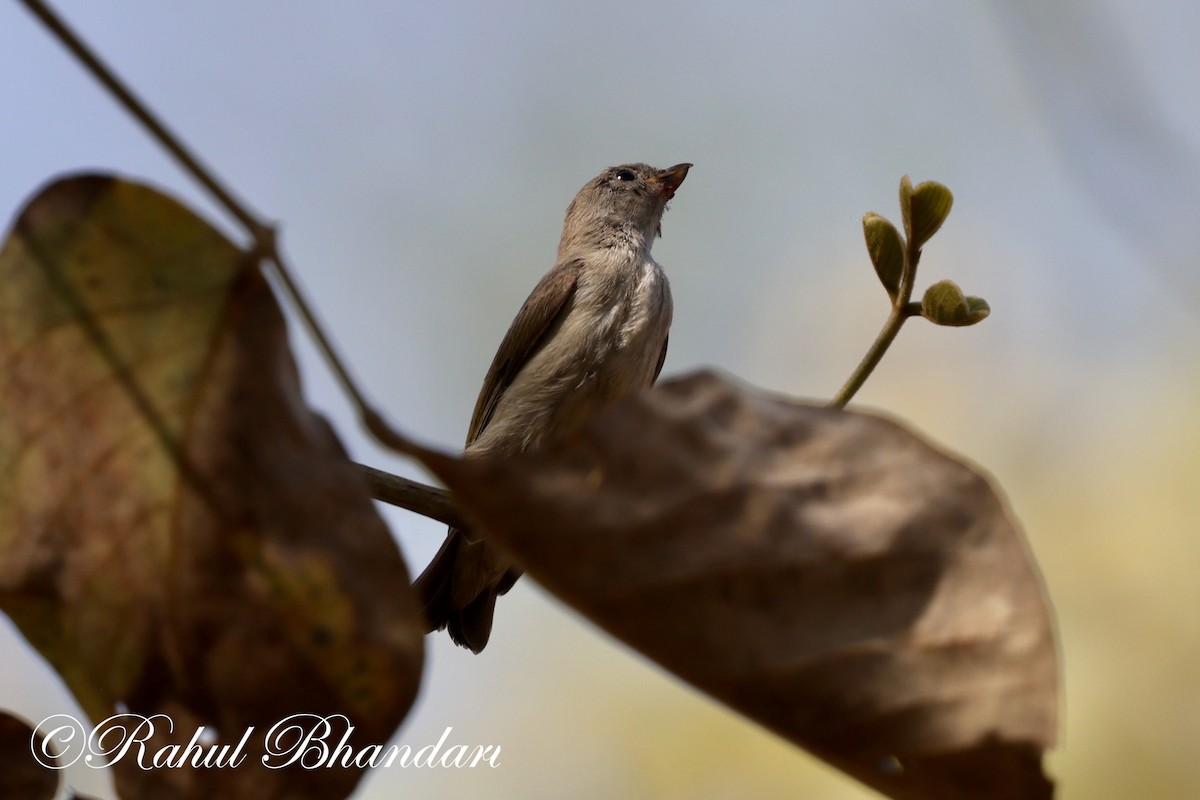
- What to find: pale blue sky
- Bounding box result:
[2,2,1199,798]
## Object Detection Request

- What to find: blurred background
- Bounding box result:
[2,1,1198,797]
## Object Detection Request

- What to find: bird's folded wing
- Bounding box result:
[466,258,582,444]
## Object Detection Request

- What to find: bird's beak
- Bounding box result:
[648,163,692,199]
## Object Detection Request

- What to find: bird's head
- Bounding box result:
[559,162,691,258]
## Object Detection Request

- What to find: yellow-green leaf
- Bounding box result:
[922,279,968,324]
[965,295,992,324]
[862,212,905,299]
[921,279,989,326]
[0,174,423,800]
[909,180,954,248]
[898,175,914,244]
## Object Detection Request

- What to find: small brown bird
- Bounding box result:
[414,162,692,652]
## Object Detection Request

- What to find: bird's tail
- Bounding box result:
[413,533,459,634]
[412,531,520,654]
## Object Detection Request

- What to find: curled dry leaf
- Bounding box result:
[0,175,423,800]
[410,370,1058,800]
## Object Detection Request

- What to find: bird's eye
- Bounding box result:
[614,169,636,182]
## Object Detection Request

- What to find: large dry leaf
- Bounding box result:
[0,175,423,799]
[0,710,58,800]
[410,370,1058,800]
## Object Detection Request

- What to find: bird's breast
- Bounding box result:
[564,254,672,405]
[584,254,672,362]
[472,254,672,454]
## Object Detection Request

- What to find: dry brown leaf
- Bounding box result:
[0,175,423,799]
[410,370,1058,800]
[0,710,59,800]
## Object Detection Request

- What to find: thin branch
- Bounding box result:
[830,307,906,408]
[358,464,467,530]
[831,235,924,408]
[18,0,258,234]
[18,0,416,455]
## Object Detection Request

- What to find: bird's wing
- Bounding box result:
[465,258,582,444]
[652,333,669,384]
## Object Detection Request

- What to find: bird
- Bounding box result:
[413,161,692,653]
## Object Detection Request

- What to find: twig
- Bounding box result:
[830,239,923,407]
[357,465,466,530]
[18,0,416,456]
[18,0,257,233]
[830,301,923,407]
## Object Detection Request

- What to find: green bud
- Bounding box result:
[964,295,991,324]
[862,212,905,299]
[921,280,988,326]
[899,177,953,249]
